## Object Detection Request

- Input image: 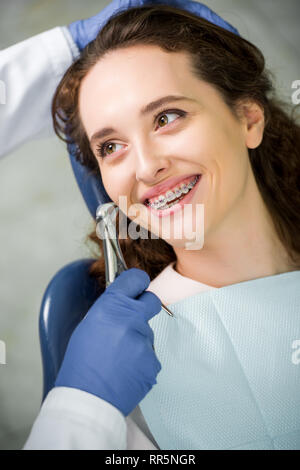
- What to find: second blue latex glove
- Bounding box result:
[54,268,163,417]
[68,0,239,51]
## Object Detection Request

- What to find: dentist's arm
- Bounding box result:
[0,1,156,159]
[0,26,78,158]
[23,268,162,450]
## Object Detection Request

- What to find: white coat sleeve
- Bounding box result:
[23,387,128,450]
[0,26,79,158]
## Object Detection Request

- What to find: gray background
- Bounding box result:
[0,0,299,450]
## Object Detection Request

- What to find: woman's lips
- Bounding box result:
[141,173,200,204]
[145,174,202,218]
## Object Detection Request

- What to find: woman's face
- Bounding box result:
[79,45,264,249]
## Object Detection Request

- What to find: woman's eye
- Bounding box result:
[156,110,182,129]
[96,142,123,158]
[96,109,185,158]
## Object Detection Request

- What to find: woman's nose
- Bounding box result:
[134,140,170,183]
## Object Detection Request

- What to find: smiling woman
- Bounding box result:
[52,4,300,288]
[49,4,300,450]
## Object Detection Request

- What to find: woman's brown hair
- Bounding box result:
[52,5,300,287]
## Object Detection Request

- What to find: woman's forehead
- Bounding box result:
[78,45,228,139]
[79,45,194,101]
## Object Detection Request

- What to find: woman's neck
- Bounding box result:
[174,175,296,288]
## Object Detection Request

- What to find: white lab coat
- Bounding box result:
[0,26,159,450]
[24,387,159,450]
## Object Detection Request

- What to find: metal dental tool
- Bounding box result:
[96,202,174,318]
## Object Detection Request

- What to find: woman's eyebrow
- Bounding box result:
[90,94,196,145]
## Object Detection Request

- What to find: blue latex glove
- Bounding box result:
[54,268,163,417]
[68,0,239,51]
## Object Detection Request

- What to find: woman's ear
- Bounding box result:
[238,100,265,150]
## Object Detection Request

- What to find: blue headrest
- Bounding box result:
[67,2,240,219]
[39,258,104,402]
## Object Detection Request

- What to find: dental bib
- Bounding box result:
[139,270,300,450]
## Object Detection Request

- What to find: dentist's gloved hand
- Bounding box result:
[68,0,153,51]
[54,268,162,417]
[68,0,239,51]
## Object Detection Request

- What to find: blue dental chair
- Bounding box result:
[39,147,112,404]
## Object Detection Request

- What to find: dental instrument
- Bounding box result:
[95,202,174,318]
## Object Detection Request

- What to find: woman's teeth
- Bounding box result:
[146,175,200,210]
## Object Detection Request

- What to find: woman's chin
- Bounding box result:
[161,234,205,251]
[123,193,206,250]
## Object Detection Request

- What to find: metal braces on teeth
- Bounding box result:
[148,175,199,210]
